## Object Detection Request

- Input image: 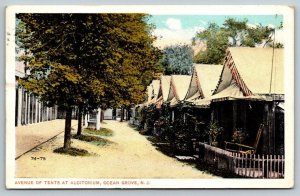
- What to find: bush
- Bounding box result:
[73,134,112,146]
[83,128,113,137]
[53,147,89,156]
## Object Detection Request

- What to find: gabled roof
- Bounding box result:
[185,64,223,101]
[157,75,171,102]
[151,80,160,100]
[214,47,284,97]
[146,80,160,104]
[167,75,191,105]
[147,85,153,102]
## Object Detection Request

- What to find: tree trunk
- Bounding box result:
[100,110,104,122]
[76,106,83,136]
[120,107,124,122]
[127,107,131,121]
[125,107,130,121]
[63,108,72,149]
[125,109,128,121]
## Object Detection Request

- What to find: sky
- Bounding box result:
[148,15,283,48]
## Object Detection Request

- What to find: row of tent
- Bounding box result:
[144,47,284,108]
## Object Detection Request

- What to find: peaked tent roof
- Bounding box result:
[167,75,191,105]
[214,47,284,97]
[146,85,153,102]
[158,75,172,102]
[145,80,160,105]
[185,64,223,101]
[151,80,160,100]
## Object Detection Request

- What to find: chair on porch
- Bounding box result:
[224,123,264,154]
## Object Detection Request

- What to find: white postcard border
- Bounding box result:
[6,5,294,189]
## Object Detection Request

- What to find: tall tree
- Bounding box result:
[193,18,279,64]
[16,14,161,149]
[160,44,193,75]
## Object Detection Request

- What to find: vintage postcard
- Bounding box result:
[6,5,294,189]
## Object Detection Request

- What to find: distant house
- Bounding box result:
[103,109,114,120]
[210,47,284,155]
[15,58,58,127]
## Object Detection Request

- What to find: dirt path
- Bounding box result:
[15,119,78,158]
[15,120,217,179]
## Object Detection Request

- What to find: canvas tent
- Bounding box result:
[185,64,223,108]
[155,75,171,108]
[167,75,191,106]
[212,47,284,101]
[210,47,284,155]
[146,80,160,105]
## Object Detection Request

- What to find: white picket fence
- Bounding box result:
[232,153,284,178]
[195,142,284,178]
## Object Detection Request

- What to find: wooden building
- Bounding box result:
[15,61,58,127]
[210,47,284,155]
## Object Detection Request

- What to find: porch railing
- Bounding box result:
[194,142,284,178]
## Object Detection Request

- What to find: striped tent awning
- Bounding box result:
[211,82,266,102]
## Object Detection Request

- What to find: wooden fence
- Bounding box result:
[194,142,284,178]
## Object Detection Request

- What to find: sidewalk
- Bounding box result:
[15,119,78,158]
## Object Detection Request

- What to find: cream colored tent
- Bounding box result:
[167,75,191,106]
[185,64,223,102]
[146,80,160,105]
[155,75,171,108]
[212,47,284,101]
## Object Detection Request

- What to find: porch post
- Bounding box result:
[46,107,49,121]
[242,102,247,131]
[96,108,101,130]
[172,110,175,122]
[232,101,237,130]
[262,102,276,154]
[21,89,26,125]
[268,102,276,154]
[28,93,31,124]
[17,88,22,126]
[55,105,58,119]
[84,114,88,128]
[34,97,38,123]
[24,91,28,124]
[31,95,34,124]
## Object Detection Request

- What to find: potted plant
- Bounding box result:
[206,121,223,147]
[231,128,248,144]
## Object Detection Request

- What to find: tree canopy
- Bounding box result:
[160,44,193,75]
[16,13,162,149]
[193,18,282,64]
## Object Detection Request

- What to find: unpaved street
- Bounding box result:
[16,120,217,179]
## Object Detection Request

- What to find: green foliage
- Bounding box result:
[16,14,162,111]
[53,147,90,156]
[206,121,224,143]
[193,18,282,64]
[231,128,248,143]
[73,134,113,146]
[83,128,113,137]
[16,14,162,149]
[160,44,193,75]
[137,104,161,134]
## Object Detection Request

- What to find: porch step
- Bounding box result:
[175,155,197,161]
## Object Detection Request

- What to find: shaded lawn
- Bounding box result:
[73,134,113,146]
[83,128,113,137]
